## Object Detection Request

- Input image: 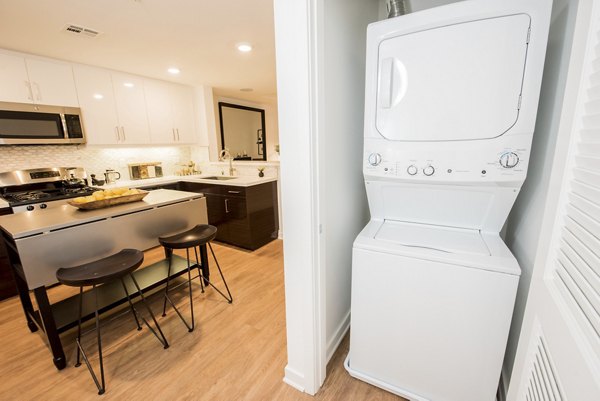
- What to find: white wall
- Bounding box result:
[320,0,378,362]
[274,0,379,394]
[502,0,580,391]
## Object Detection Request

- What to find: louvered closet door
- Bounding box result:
[507,2,600,401]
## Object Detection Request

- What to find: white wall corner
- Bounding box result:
[283,365,306,393]
[326,310,351,363]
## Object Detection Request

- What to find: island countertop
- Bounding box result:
[0,189,203,240]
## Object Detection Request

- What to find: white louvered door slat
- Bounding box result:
[508,2,600,400]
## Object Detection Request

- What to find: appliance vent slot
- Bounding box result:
[524,337,564,401]
[62,24,101,38]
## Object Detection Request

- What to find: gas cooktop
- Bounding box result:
[2,186,96,206]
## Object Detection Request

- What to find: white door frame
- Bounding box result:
[273,0,327,395]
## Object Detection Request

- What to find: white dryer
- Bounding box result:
[345,1,552,401]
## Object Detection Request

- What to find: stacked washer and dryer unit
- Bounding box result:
[345,1,551,401]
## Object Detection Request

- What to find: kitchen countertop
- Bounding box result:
[0,189,203,239]
[99,174,277,190]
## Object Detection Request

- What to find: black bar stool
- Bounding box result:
[159,224,233,332]
[56,249,169,395]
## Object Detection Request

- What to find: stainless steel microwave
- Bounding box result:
[0,101,86,145]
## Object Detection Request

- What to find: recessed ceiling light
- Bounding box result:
[240,88,254,92]
[93,93,104,99]
[237,43,252,52]
[123,82,134,88]
[167,67,180,75]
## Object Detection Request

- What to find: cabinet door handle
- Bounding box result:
[176,128,180,141]
[24,81,33,100]
[228,190,241,194]
[172,128,176,141]
[225,198,229,213]
[115,126,120,141]
[121,126,126,141]
[33,82,42,101]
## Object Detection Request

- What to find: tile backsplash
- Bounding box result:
[0,145,210,179]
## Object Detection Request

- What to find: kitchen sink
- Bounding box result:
[201,176,238,181]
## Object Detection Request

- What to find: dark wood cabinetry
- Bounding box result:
[180,181,278,250]
[0,207,17,300]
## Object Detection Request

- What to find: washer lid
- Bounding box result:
[375,14,531,141]
[374,220,490,256]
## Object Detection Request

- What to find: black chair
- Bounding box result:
[56,249,169,395]
[159,224,233,332]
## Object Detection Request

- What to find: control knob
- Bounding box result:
[423,165,435,176]
[499,152,519,168]
[26,205,34,211]
[40,203,47,209]
[407,165,418,176]
[368,153,382,166]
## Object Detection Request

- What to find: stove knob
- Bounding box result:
[407,165,418,175]
[423,165,435,176]
[40,203,47,209]
[26,205,34,211]
[368,153,382,166]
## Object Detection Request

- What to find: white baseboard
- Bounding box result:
[326,310,351,363]
[278,229,283,239]
[283,365,305,393]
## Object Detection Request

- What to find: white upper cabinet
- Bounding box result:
[170,84,197,143]
[144,78,197,144]
[0,50,78,107]
[25,58,79,107]
[0,52,32,103]
[111,73,150,145]
[73,64,120,145]
[144,79,176,143]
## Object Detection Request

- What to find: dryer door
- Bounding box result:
[376,14,530,141]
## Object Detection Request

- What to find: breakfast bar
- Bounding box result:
[0,189,208,369]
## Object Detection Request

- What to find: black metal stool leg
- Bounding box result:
[129,274,170,349]
[162,250,174,317]
[75,285,106,395]
[194,246,205,293]
[203,242,233,303]
[119,278,142,331]
[75,286,83,368]
[162,248,196,332]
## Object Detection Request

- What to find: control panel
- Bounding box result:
[363,139,529,183]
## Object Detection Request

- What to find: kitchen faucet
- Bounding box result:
[219,148,236,176]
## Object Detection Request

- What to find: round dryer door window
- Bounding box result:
[375,14,531,141]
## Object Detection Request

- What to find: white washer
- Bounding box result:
[348,220,520,401]
[345,1,552,400]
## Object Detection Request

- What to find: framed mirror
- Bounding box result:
[218,102,267,161]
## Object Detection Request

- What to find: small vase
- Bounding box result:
[258,171,264,177]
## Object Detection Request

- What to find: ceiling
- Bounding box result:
[0,0,277,103]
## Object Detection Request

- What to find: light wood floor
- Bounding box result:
[0,240,404,400]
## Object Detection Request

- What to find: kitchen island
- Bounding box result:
[0,189,208,369]
[101,175,279,250]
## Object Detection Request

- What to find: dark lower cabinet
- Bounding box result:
[181,181,279,250]
[0,207,17,300]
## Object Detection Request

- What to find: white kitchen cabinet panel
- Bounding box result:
[170,84,197,143]
[0,52,32,103]
[73,65,120,145]
[25,58,79,107]
[145,79,197,144]
[112,73,150,144]
[144,79,177,143]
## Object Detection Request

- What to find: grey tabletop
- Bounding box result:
[0,189,204,239]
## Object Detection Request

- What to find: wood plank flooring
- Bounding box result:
[0,240,404,400]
